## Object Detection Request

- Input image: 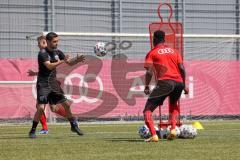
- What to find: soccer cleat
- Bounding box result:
[29,131,36,138]
[39,129,48,134]
[71,125,84,136]
[167,129,177,140]
[145,135,159,142]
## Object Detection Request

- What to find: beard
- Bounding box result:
[52,45,57,49]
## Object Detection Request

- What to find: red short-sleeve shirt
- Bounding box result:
[144,44,183,82]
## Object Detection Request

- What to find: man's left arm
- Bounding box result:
[64,54,85,66]
[144,67,153,95]
[144,51,153,95]
[27,69,38,76]
[58,51,85,66]
[178,63,189,94]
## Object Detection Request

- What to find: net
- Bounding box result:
[0,32,239,123]
[31,33,239,119]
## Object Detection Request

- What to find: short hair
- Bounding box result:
[37,35,46,42]
[153,30,165,42]
[46,32,58,41]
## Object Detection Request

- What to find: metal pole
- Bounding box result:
[50,1,56,124]
[174,0,179,22]
[181,0,186,33]
[43,0,48,31]
[181,0,186,60]
[111,0,116,55]
[119,0,123,33]
[111,0,115,33]
[236,0,239,60]
[119,0,123,55]
[51,0,55,32]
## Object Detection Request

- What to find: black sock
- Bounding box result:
[30,121,39,133]
[70,121,74,128]
[68,117,77,127]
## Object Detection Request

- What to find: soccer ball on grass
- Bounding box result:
[179,124,197,139]
[138,125,159,139]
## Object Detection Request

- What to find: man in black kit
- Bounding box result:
[29,32,85,138]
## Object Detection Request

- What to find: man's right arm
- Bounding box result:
[39,52,64,70]
[43,60,64,70]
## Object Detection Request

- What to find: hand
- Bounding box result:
[144,86,150,95]
[27,69,37,76]
[184,87,189,94]
[58,59,65,64]
[64,54,71,61]
[76,54,85,63]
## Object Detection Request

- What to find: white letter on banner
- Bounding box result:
[64,73,103,103]
[127,77,146,99]
[181,76,194,99]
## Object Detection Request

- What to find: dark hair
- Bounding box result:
[153,30,165,46]
[37,35,46,42]
[46,32,58,41]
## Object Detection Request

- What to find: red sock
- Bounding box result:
[40,113,48,130]
[144,110,156,136]
[55,104,67,117]
[169,103,179,130]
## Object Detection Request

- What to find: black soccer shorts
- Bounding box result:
[144,80,184,112]
[37,82,67,105]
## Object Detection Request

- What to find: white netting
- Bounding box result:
[36,32,238,60]
[1,32,239,122]
[30,33,239,120]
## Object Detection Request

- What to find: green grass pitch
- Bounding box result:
[0,121,240,160]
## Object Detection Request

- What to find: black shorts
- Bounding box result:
[37,81,67,105]
[144,80,184,112]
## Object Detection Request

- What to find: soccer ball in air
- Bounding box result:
[179,125,197,139]
[94,42,107,57]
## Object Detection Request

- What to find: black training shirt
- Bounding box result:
[37,48,65,83]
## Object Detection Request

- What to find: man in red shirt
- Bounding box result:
[143,30,188,142]
[27,36,49,134]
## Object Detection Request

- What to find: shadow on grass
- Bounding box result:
[0,134,74,140]
[104,137,198,143]
[0,136,33,140]
[104,137,144,142]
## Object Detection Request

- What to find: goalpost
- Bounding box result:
[0,32,239,123]
[23,32,239,122]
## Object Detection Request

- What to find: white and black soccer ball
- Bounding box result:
[138,125,160,139]
[179,125,197,139]
[94,42,107,57]
[160,126,181,138]
[138,125,151,139]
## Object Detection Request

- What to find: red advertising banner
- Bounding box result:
[0,58,240,119]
